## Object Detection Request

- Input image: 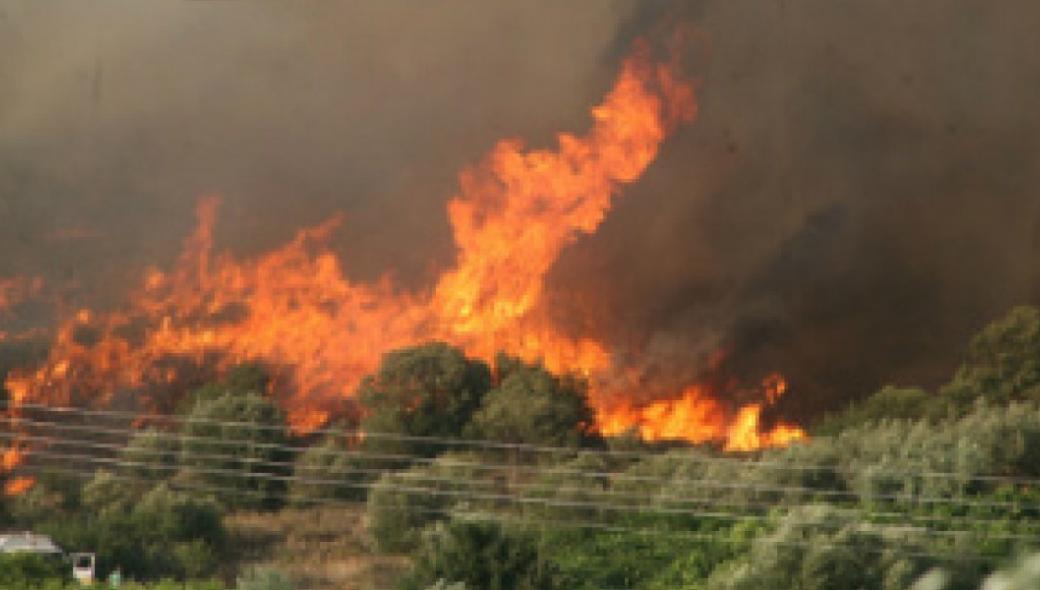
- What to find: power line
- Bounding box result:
[4,428,1038,534]
[9,445,1040,547]
[8,461,1015,564]
[8,403,1040,487]
[4,415,1039,514]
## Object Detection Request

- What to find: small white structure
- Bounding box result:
[1,532,95,586]
[0,532,62,555]
[71,552,97,585]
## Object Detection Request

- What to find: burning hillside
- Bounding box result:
[1,41,804,456]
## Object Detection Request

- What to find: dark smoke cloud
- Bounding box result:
[0,0,629,298]
[3,1,1040,421]
[551,0,1040,417]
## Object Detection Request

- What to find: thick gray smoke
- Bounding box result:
[2,0,1039,421]
[552,0,1040,416]
[0,0,628,294]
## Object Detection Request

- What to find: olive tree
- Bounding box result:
[358,343,491,460]
[179,391,291,510]
[467,360,597,449]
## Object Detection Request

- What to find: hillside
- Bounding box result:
[2,305,1040,589]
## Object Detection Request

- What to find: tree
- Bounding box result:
[467,360,597,449]
[179,392,291,510]
[817,306,1040,434]
[358,343,491,460]
[31,471,226,581]
[816,386,935,434]
[942,306,1040,407]
[178,362,274,414]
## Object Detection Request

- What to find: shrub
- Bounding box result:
[398,521,559,590]
[29,471,226,581]
[705,505,935,590]
[366,453,488,552]
[467,360,598,450]
[942,306,1040,407]
[0,553,67,588]
[179,391,292,510]
[358,343,492,461]
[120,428,180,483]
[289,433,369,504]
[816,386,938,434]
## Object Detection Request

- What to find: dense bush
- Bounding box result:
[0,554,68,588]
[816,386,936,434]
[120,428,180,483]
[704,505,935,590]
[942,306,1040,407]
[10,471,226,581]
[179,391,292,510]
[178,363,274,414]
[384,403,1040,589]
[818,306,1040,432]
[358,343,492,460]
[289,433,369,504]
[366,453,489,552]
[516,452,626,523]
[467,360,598,449]
[398,521,559,590]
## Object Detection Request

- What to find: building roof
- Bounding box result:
[0,532,63,554]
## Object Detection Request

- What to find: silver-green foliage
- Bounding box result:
[365,452,489,552]
[705,505,932,590]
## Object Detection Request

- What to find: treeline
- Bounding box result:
[0,344,599,586]
[3,307,1040,589]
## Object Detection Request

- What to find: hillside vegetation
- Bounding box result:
[3,306,1040,589]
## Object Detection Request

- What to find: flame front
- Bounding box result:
[2,41,805,454]
[597,375,806,451]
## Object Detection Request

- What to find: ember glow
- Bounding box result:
[1,41,805,459]
[1,448,34,496]
[3,477,35,497]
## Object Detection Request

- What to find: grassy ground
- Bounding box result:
[225,506,410,590]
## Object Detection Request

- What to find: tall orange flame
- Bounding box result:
[2,41,805,451]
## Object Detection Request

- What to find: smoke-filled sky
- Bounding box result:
[2,0,1039,420]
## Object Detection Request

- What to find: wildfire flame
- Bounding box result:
[1,39,805,470]
[597,374,806,451]
[1,448,35,496]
